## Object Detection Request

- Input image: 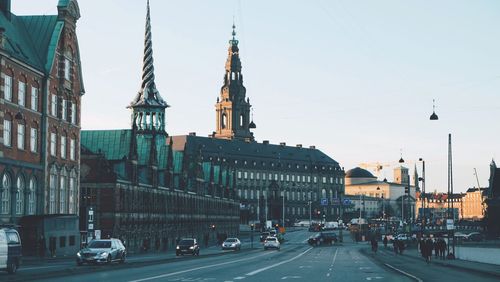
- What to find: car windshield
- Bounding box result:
[225,238,237,242]
[266,237,277,242]
[88,240,111,248]
[179,239,194,245]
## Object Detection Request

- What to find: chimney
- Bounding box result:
[309,145,316,149]
[189,132,196,136]
[263,140,269,145]
[0,0,11,20]
[296,144,302,148]
[280,142,286,146]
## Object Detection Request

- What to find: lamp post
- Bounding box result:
[377,187,385,234]
[419,158,426,236]
[308,200,312,227]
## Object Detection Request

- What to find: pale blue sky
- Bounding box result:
[13,0,500,193]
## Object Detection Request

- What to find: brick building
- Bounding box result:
[0,0,84,256]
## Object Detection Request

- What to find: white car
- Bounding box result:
[222,238,241,251]
[264,236,280,250]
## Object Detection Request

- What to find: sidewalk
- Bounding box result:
[386,245,500,278]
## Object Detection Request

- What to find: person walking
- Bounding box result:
[393,238,399,255]
[371,237,378,254]
[434,238,439,258]
[440,238,447,260]
[397,239,405,255]
[425,238,434,263]
[383,235,388,249]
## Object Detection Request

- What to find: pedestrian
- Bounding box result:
[425,238,433,263]
[419,238,426,260]
[393,238,399,255]
[397,239,405,255]
[371,237,378,254]
[434,238,439,258]
[440,239,447,260]
[383,236,388,249]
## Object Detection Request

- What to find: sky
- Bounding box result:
[12,0,500,193]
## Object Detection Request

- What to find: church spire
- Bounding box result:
[129,0,168,133]
[214,24,255,142]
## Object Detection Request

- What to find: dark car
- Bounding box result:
[308,233,322,246]
[308,232,337,246]
[0,228,22,274]
[466,232,484,242]
[260,232,270,242]
[176,238,200,256]
[76,238,126,265]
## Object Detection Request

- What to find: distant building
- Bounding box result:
[0,0,84,256]
[170,25,345,226]
[344,167,417,221]
[79,2,239,253]
[415,192,462,225]
[342,194,381,220]
[486,160,500,236]
[461,187,487,220]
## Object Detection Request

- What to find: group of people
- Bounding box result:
[420,237,447,263]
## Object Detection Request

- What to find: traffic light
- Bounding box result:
[250,224,254,231]
[405,187,409,194]
[210,224,216,230]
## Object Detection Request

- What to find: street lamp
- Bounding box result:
[419,158,426,236]
[430,99,439,120]
[377,187,386,234]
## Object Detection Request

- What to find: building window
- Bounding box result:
[71,103,76,124]
[60,136,67,159]
[69,236,75,246]
[302,176,306,182]
[322,176,327,184]
[49,172,56,214]
[244,172,248,179]
[51,94,57,116]
[30,128,38,153]
[16,176,24,215]
[3,119,11,147]
[237,171,242,179]
[307,176,311,183]
[60,236,66,248]
[68,176,75,214]
[314,176,317,183]
[4,74,12,101]
[70,138,76,160]
[64,58,71,81]
[291,175,295,182]
[60,174,67,213]
[17,124,25,150]
[1,174,11,214]
[50,133,57,156]
[244,189,248,199]
[250,172,254,180]
[256,173,260,180]
[28,178,36,215]
[62,100,67,121]
[274,174,278,181]
[280,174,284,181]
[262,173,266,181]
[250,189,254,199]
[18,81,25,106]
[31,87,38,111]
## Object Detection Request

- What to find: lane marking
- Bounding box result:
[245,247,313,276]
[127,252,272,282]
[384,263,423,282]
[20,265,62,271]
[234,277,245,280]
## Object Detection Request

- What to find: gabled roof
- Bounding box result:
[81,130,132,161]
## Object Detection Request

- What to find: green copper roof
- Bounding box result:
[81,130,132,161]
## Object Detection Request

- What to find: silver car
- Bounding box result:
[264,236,280,250]
[222,238,241,251]
[76,239,126,265]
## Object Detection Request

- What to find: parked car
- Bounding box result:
[263,236,280,250]
[176,238,200,256]
[76,238,126,266]
[308,232,337,246]
[222,238,241,251]
[260,232,270,242]
[0,227,22,274]
[466,232,484,242]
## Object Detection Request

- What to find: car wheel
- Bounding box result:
[7,261,17,274]
[107,255,112,264]
[176,252,179,256]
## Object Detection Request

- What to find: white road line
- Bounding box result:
[384,263,423,282]
[234,277,245,280]
[127,252,272,282]
[20,265,62,271]
[245,247,313,276]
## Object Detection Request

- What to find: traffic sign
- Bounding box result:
[320,198,328,206]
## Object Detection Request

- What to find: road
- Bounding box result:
[1,229,497,281]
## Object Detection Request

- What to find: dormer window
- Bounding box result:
[64,57,71,81]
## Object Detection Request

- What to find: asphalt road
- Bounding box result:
[1,229,497,281]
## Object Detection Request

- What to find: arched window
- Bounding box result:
[60,170,68,213]
[16,175,25,215]
[222,113,227,129]
[68,171,76,214]
[239,114,244,127]
[1,173,11,214]
[28,177,36,215]
[49,167,57,214]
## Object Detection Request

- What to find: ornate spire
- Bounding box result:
[129,0,168,109]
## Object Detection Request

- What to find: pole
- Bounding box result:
[422,160,425,235]
[282,191,285,228]
[265,191,268,223]
[450,134,455,257]
[309,201,312,226]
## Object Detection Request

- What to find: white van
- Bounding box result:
[0,228,22,274]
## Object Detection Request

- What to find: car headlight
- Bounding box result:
[176,246,180,249]
[76,252,81,257]
[99,252,108,258]
[189,246,194,249]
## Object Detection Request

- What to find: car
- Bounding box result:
[222,238,241,251]
[466,232,484,242]
[308,232,337,246]
[308,233,322,246]
[263,236,280,250]
[76,238,126,266]
[0,227,22,274]
[260,232,270,242]
[176,238,200,256]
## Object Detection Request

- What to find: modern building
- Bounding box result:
[0,0,84,256]
[170,25,345,226]
[79,2,239,253]
[344,167,417,222]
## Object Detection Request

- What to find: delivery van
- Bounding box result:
[0,228,22,274]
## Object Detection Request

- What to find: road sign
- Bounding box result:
[446,219,455,230]
[320,198,328,206]
[94,230,101,240]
